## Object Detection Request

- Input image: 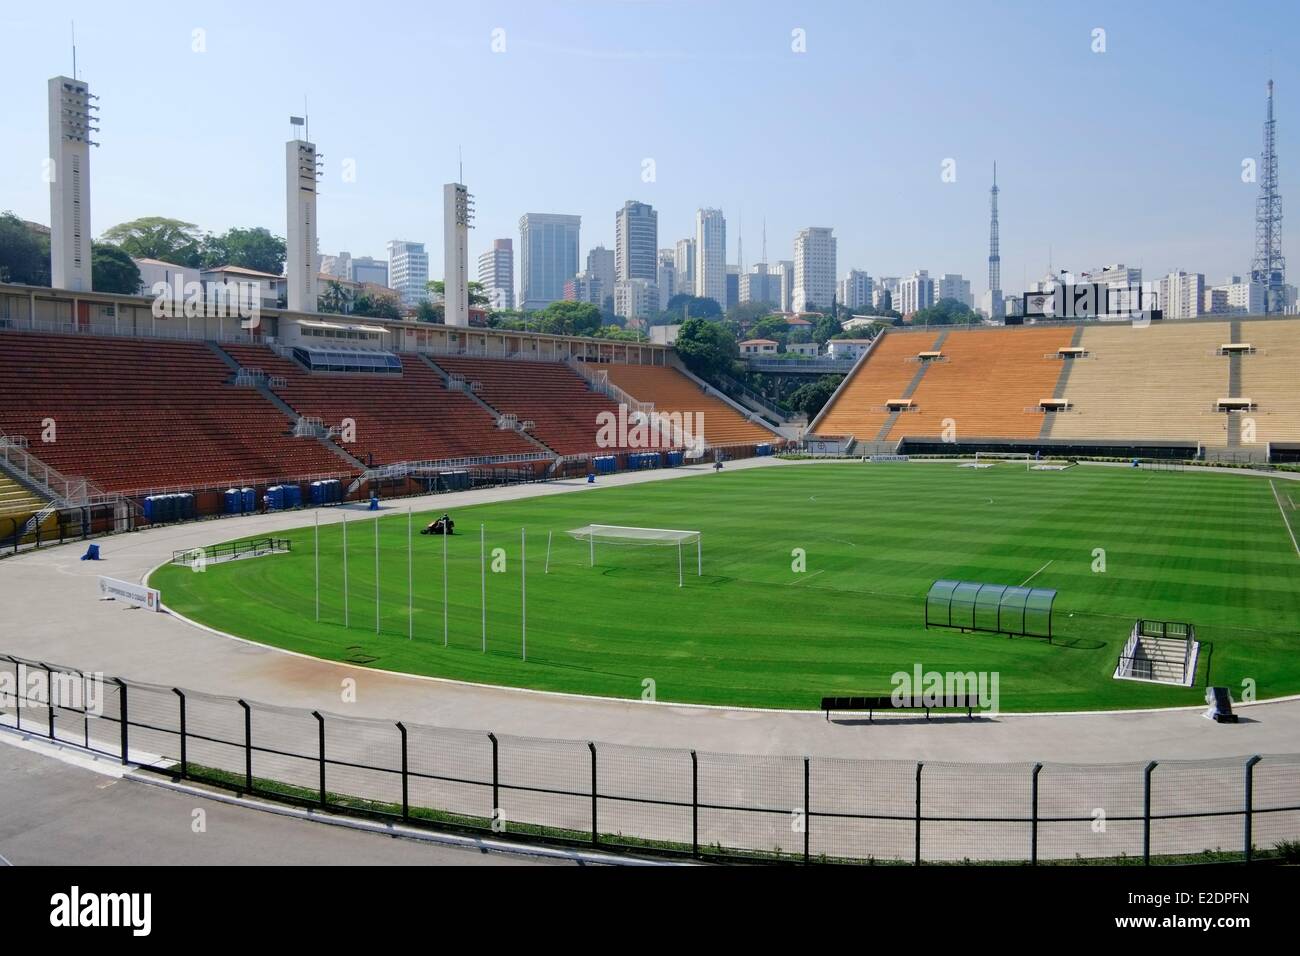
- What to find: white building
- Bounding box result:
[586,246,615,309]
[133,257,199,296]
[564,271,603,306]
[895,271,935,316]
[695,209,727,308]
[48,75,97,292]
[932,273,973,309]
[615,201,657,284]
[1206,275,1265,315]
[477,238,514,311]
[519,213,581,311]
[613,278,658,324]
[656,250,677,306]
[739,338,778,355]
[837,269,873,310]
[387,240,429,308]
[740,262,784,308]
[674,238,696,296]
[827,339,875,361]
[1159,271,1206,319]
[442,182,473,326]
[792,227,836,313]
[285,138,320,313]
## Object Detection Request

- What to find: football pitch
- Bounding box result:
[150,463,1300,712]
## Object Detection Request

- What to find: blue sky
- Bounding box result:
[2,0,1295,298]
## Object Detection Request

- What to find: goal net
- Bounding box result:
[960,451,1031,470]
[565,524,702,586]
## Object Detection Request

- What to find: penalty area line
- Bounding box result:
[1019,560,1053,587]
[1270,481,1300,558]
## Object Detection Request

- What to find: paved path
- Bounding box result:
[3,456,1296,765]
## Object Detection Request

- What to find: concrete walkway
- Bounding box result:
[3,456,1296,765]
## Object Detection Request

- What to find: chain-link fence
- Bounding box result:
[1,652,1296,864]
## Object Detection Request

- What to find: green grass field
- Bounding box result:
[150,462,1300,711]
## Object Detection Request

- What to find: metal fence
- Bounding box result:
[1,652,1297,865]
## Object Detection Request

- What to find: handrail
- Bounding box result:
[564,356,656,415]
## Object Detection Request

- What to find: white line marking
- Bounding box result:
[1019,560,1053,587]
[786,569,825,585]
[1270,481,1300,557]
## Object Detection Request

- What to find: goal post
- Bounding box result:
[962,451,1032,470]
[566,524,702,587]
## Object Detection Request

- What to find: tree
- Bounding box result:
[674,317,737,381]
[725,301,772,325]
[428,279,490,308]
[90,243,142,294]
[0,212,50,285]
[415,300,442,323]
[538,300,601,336]
[200,227,286,275]
[812,312,842,344]
[318,280,353,315]
[351,289,403,320]
[100,217,203,267]
[788,374,844,418]
[911,297,981,326]
[664,293,722,319]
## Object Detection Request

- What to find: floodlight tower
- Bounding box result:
[286,116,322,313]
[48,74,99,292]
[1251,80,1285,314]
[443,180,474,327]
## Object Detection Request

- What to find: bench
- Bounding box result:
[820,695,981,722]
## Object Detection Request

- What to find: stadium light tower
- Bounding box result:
[443,177,475,327]
[1251,80,1285,314]
[286,116,322,313]
[48,74,99,292]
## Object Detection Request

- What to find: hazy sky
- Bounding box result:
[2,0,1295,298]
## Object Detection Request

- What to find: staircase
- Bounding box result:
[0,473,56,545]
[1114,620,1198,685]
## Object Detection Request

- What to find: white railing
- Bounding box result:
[0,434,120,508]
[293,416,325,438]
[564,356,655,415]
[234,367,265,387]
[4,318,256,345]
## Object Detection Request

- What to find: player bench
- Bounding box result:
[820,695,980,722]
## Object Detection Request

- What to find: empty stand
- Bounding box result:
[603,364,775,447]
[223,345,538,465]
[1050,322,1231,445]
[0,331,352,493]
[885,326,1076,441]
[432,356,627,455]
[0,473,52,537]
[814,333,940,440]
[1237,320,1300,445]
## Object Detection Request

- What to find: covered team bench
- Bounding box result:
[820,695,981,722]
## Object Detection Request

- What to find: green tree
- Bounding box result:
[200,227,286,275]
[812,312,843,344]
[911,297,980,326]
[427,279,490,307]
[664,293,722,319]
[675,317,737,381]
[90,243,142,294]
[538,300,602,336]
[788,374,844,418]
[100,217,203,266]
[0,212,50,285]
[318,280,353,314]
[351,289,403,320]
[415,300,442,323]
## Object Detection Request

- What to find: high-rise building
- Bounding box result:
[442,182,474,326]
[48,75,98,292]
[656,250,677,306]
[769,260,794,312]
[726,265,740,312]
[564,271,603,306]
[477,239,514,311]
[1208,275,1266,314]
[519,213,581,311]
[321,252,350,279]
[387,240,429,308]
[614,278,659,324]
[1159,271,1206,319]
[674,238,696,296]
[351,255,387,287]
[837,270,873,310]
[615,200,658,284]
[792,227,836,313]
[895,271,935,316]
[933,273,973,309]
[740,262,784,308]
[695,209,727,307]
[285,137,321,312]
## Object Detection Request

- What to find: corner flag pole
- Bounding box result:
[544,530,552,574]
[342,510,349,628]
[678,539,683,588]
[374,515,380,635]
[442,526,448,647]
[698,533,702,577]
[480,523,486,653]
[521,527,527,661]
[407,507,413,641]
[314,509,320,622]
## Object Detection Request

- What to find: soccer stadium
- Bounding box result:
[1,7,1298,920]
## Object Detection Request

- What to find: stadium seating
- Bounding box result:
[222,345,538,465]
[814,332,941,440]
[0,331,352,493]
[431,356,628,455]
[602,364,776,447]
[0,474,53,539]
[1050,323,1230,444]
[886,326,1075,441]
[1237,320,1300,445]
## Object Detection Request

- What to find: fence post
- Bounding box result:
[1244,755,1262,863]
[397,722,409,821]
[488,732,499,818]
[804,756,811,864]
[690,750,699,859]
[915,761,924,866]
[115,678,128,765]
[10,656,22,732]
[173,688,187,778]
[589,741,598,846]
[1143,761,1157,866]
[1031,763,1042,865]
[238,699,252,792]
[313,711,326,809]
[42,663,54,740]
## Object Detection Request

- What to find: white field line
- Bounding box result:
[1019,560,1054,587]
[786,569,825,585]
[1270,480,1300,557]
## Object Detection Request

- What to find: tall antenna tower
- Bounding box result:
[988,162,1003,319]
[1251,79,1285,314]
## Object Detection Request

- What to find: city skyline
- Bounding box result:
[2,0,1296,303]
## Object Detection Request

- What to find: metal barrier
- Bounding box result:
[1,652,1296,865]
